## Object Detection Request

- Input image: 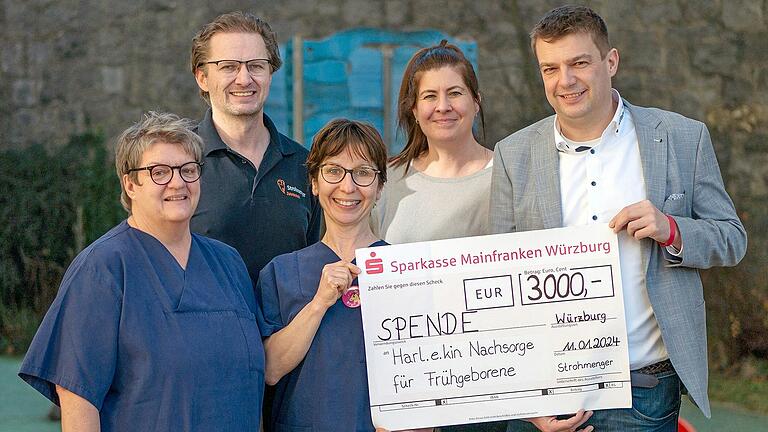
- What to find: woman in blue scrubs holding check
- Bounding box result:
[19,112,264,431]
[257,119,395,431]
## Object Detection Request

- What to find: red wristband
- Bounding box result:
[659,214,677,247]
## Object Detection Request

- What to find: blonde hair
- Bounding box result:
[190,11,282,104]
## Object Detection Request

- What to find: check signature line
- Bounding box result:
[370,324,547,345]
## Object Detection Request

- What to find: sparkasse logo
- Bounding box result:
[365,252,384,274]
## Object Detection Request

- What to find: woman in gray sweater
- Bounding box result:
[376,40,492,244]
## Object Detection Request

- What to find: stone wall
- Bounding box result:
[2,0,765,190]
[2,1,764,148]
[1,0,766,357]
[5,2,764,220]
[1,1,764,145]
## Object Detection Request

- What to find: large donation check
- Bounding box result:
[355,224,631,430]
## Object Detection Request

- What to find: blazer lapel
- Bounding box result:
[628,102,667,272]
[631,103,667,210]
[531,121,563,229]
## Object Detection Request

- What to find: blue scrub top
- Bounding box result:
[256,240,387,432]
[19,220,264,431]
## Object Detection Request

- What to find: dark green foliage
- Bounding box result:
[703,115,768,377]
[704,197,768,373]
[0,304,39,355]
[0,132,123,354]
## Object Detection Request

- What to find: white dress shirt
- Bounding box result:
[554,90,668,370]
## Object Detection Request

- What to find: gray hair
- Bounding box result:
[114,111,203,213]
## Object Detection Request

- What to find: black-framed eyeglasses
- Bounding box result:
[128,162,204,186]
[319,164,380,187]
[203,58,272,77]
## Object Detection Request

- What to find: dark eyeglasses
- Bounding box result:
[128,162,203,185]
[203,58,272,77]
[319,164,380,187]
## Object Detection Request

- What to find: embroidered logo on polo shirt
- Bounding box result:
[276,178,306,199]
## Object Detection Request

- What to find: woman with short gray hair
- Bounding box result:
[19,111,265,431]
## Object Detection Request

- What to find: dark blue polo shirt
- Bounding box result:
[191,109,322,284]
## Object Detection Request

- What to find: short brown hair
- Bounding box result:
[306,119,388,187]
[115,112,203,213]
[530,5,611,58]
[391,40,485,172]
[190,11,282,103]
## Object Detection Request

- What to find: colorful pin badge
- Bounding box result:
[342,285,360,308]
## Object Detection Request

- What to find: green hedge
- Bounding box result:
[0,132,123,354]
[703,199,768,373]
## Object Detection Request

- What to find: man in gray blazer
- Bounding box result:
[491,5,747,432]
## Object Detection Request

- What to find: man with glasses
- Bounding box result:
[189,11,321,290]
[189,13,320,431]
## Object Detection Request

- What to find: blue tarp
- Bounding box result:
[265,29,477,153]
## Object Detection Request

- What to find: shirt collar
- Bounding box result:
[554,89,626,154]
[197,109,297,157]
